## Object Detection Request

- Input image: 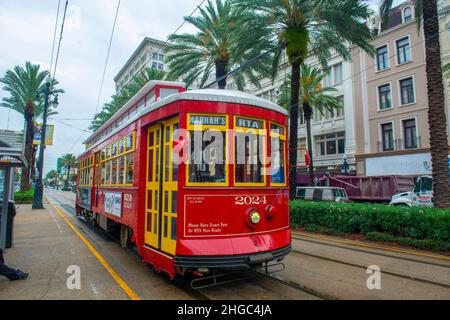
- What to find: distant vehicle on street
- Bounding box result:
[390,176,433,207]
[75,80,291,284]
[319,173,415,202]
[296,186,349,203]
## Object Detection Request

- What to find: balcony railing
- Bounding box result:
[377,136,421,153]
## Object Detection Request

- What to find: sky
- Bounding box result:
[0,0,401,175]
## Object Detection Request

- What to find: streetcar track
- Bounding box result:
[249,268,333,300]
[292,235,450,269]
[290,249,450,289]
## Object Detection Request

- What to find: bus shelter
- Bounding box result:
[0,131,27,250]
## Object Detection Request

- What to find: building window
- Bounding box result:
[376,45,389,71]
[152,52,158,60]
[158,63,163,70]
[334,63,343,84]
[378,84,392,110]
[323,63,343,87]
[158,53,164,61]
[381,123,394,151]
[403,119,417,149]
[396,37,411,64]
[403,7,412,23]
[298,112,305,125]
[399,77,415,105]
[152,62,157,69]
[316,132,345,157]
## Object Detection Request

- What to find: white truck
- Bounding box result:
[389,176,433,207]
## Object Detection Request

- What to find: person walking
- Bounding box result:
[0,201,28,281]
[0,248,28,281]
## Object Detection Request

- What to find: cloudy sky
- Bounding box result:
[0,0,396,174]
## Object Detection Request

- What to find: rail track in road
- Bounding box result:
[292,233,450,267]
[290,234,450,290]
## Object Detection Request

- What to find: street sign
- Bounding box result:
[33,124,54,146]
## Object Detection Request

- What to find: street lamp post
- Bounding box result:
[32,80,58,209]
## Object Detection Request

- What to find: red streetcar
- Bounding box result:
[76,80,291,280]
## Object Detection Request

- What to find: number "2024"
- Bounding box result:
[234,195,267,205]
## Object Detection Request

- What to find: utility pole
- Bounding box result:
[32,80,58,209]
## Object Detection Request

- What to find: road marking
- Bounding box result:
[293,231,450,262]
[48,199,140,300]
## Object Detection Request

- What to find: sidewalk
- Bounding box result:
[0,201,129,299]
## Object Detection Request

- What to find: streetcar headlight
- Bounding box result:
[250,211,261,225]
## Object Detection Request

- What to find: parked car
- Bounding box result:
[389,176,433,207]
[296,187,350,203]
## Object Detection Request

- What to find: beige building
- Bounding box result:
[114,37,168,93]
[352,1,450,177]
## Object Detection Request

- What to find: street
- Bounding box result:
[1,188,448,300]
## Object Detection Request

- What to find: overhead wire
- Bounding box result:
[52,0,69,81]
[95,0,121,113]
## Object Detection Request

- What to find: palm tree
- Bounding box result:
[45,170,58,186]
[381,0,449,208]
[1,76,63,188]
[278,65,343,185]
[61,153,77,187]
[90,68,168,131]
[235,0,375,199]
[0,62,62,191]
[164,0,275,89]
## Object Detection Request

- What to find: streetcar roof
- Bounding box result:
[80,87,287,158]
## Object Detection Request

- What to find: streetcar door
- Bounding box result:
[144,118,179,255]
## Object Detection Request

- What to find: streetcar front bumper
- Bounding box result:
[174,245,291,269]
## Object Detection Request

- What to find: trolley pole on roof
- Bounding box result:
[32,80,59,209]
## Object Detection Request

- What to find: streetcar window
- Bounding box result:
[126,153,134,184]
[171,217,177,240]
[106,162,111,184]
[118,139,124,154]
[188,130,226,183]
[147,149,153,182]
[160,88,179,99]
[111,159,117,184]
[118,156,125,185]
[111,143,117,157]
[171,191,178,213]
[164,216,168,238]
[125,134,133,151]
[270,123,286,185]
[101,163,106,185]
[234,133,265,184]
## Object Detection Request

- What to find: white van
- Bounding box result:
[296,187,349,203]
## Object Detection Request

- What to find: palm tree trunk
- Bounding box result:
[288,61,301,199]
[423,0,450,208]
[303,103,314,186]
[21,110,34,191]
[66,166,70,187]
[215,59,228,89]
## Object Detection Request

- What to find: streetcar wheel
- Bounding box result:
[120,225,129,249]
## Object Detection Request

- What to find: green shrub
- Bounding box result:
[13,188,34,204]
[290,200,450,242]
[366,232,450,251]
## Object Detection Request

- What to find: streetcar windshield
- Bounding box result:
[188,130,226,183]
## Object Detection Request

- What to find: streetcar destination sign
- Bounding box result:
[236,118,264,129]
[189,115,226,126]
